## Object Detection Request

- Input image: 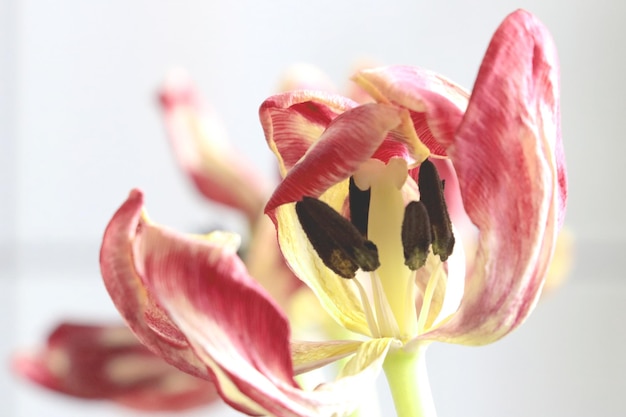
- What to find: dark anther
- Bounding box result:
[296,196,380,278]
[402,201,432,270]
[417,159,455,261]
[349,177,371,237]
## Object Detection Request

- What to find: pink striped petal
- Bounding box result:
[353,65,470,157]
[259,91,356,177]
[159,70,268,222]
[142,230,391,417]
[265,103,406,217]
[418,9,565,345]
[12,323,218,411]
[100,189,218,381]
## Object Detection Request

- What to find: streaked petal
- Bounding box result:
[12,323,218,411]
[159,70,268,222]
[142,224,391,417]
[353,65,469,157]
[265,103,406,216]
[260,91,356,177]
[291,340,362,375]
[100,189,222,380]
[419,9,565,345]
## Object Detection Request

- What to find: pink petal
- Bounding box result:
[420,9,565,345]
[100,190,215,381]
[142,230,389,416]
[12,322,218,411]
[259,91,357,177]
[137,210,300,415]
[159,70,269,222]
[353,65,470,157]
[265,103,406,218]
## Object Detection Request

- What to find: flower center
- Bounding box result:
[295,158,455,340]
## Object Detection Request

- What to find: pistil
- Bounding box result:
[354,158,417,338]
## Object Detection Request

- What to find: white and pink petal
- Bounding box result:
[419,9,565,345]
[142,230,391,416]
[260,91,357,177]
[100,190,218,380]
[353,65,470,157]
[265,103,406,217]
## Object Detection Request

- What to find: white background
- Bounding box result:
[1,0,625,416]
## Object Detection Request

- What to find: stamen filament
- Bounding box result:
[403,270,418,339]
[369,271,400,338]
[353,277,381,338]
[417,260,443,335]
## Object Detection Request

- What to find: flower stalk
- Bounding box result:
[383,345,436,417]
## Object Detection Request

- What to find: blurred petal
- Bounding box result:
[159,70,268,222]
[12,323,217,411]
[277,63,336,92]
[419,9,565,345]
[245,214,302,309]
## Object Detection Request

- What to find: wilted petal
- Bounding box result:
[265,103,406,216]
[291,340,362,375]
[260,91,356,177]
[353,65,469,157]
[100,189,221,380]
[337,338,398,378]
[141,218,390,417]
[420,9,566,345]
[159,70,268,222]
[12,323,218,411]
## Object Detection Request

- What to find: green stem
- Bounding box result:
[383,345,436,417]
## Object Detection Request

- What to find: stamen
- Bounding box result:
[418,159,455,261]
[349,177,371,236]
[403,270,418,339]
[295,197,380,279]
[369,271,400,338]
[417,259,443,334]
[353,277,381,338]
[401,201,432,270]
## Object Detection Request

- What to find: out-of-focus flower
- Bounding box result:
[12,323,218,411]
[98,9,566,417]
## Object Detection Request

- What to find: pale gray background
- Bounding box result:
[1,0,625,416]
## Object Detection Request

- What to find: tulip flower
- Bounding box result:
[99,9,566,417]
